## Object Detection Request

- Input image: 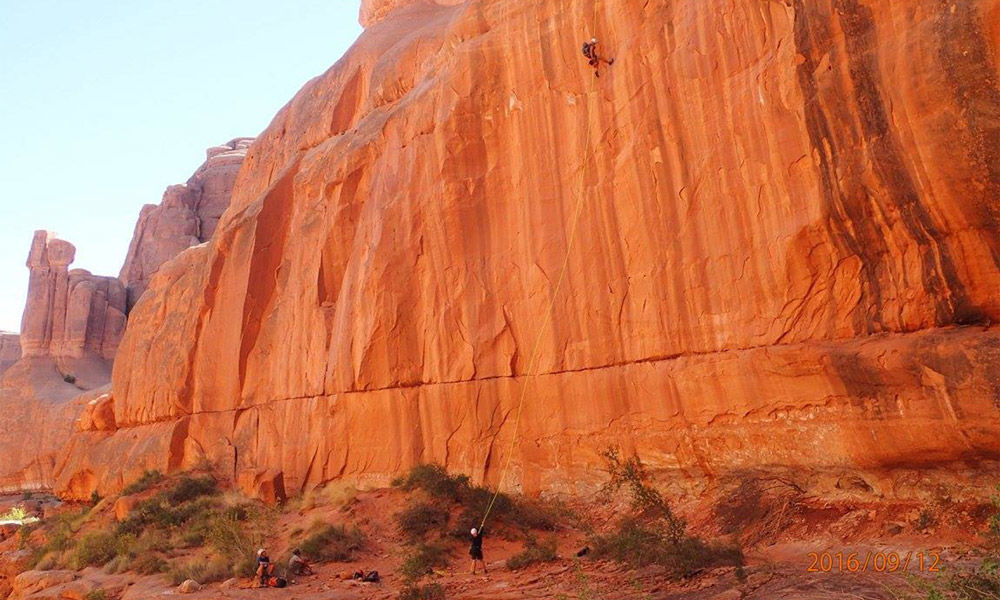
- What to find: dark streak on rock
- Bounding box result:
[791,0,886,334]
[937,1,1000,271]
[835,0,977,327]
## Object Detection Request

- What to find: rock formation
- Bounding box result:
[53,0,1000,501]
[119,138,253,310]
[0,232,124,492]
[19,231,126,361]
[0,334,19,376]
[0,136,251,493]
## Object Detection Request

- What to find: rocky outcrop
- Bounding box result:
[0,334,19,376]
[0,232,123,492]
[19,232,126,361]
[119,138,253,310]
[55,0,1000,500]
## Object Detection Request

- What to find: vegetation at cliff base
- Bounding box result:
[588,447,743,578]
[26,473,274,584]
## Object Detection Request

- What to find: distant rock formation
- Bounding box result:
[0,334,19,375]
[0,138,250,493]
[0,233,121,492]
[19,231,126,361]
[119,138,253,310]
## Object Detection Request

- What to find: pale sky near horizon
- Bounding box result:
[0,1,363,332]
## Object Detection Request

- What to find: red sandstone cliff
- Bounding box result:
[0,335,20,377]
[54,0,1000,501]
[0,233,120,492]
[0,140,249,492]
[119,138,253,310]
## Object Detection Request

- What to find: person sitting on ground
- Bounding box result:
[581,37,614,77]
[288,548,314,576]
[469,527,487,575]
[256,548,275,584]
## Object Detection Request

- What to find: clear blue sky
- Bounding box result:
[0,1,362,332]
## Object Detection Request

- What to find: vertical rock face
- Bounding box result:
[0,334,19,375]
[20,231,126,361]
[119,138,253,310]
[54,0,1000,500]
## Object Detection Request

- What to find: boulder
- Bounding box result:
[177,579,201,593]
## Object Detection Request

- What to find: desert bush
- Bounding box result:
[72,532,119,568]
[34,552,59,570]
[165,476,218,504]
[0,505,27,521]
[401,543,449,582]
[399,583,447,600]
[506,536,557,570]
[915,508,936,532]
[590,448,742,578]
[591,518,741,577]
[298,523,364,562]
[397,464,556,534]
[168,557,234,586]
[122,470,164,495]
[398,501,451,542]
[396,465,469,502]
[988,485,1000,551]
[204,503,272,574]
[84,590,107,600]
[714,476,803,545]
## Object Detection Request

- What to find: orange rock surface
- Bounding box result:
[0,334,19,376]
[56,0,1000,500]
[119,138,253,310]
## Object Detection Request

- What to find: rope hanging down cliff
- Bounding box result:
[479,7,611,530]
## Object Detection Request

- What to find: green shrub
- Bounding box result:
[73,532,118,568]
[398,501,451,542]
[204,503,273,575]
[168,557,234,586]
[122,470,164,495]
[395,464,558,539]
[915,508,935,532]
[0,505,28,521]
[401,543,449,582]
[165,476,218,504]
[399,583,447,600]
[506,536,557,570]
[298,523,364,562]
[589,448,743,578]
[988,484,1000,551]
[84,590,107,600]
[396,465,469,501]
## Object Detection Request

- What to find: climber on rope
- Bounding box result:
[469,527,488,575]
[581,37,614,77]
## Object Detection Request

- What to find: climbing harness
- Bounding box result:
[479,1,609,530]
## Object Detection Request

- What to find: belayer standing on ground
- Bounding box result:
[469,527,487,575]
[582,37,614,77]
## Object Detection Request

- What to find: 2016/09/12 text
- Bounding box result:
[807,551,941,573]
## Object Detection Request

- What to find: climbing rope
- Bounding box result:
[480,1,607,529]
